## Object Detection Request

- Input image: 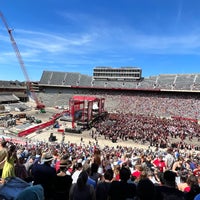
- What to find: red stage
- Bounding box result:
[69,95,105,128]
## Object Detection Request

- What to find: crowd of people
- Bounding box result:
[0,90,200,199]
[93,113,200,151]
[0,133,200,200]
[100,92,200,120]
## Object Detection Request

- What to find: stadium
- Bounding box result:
[0,66,200,149]
[1,2,200,199]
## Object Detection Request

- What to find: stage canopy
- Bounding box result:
[71,96,99,101]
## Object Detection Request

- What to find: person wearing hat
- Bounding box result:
[31,152,56,200]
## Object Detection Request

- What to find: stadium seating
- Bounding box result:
[50,72,66,85]
[64,72,80,86]
[174,74,195,90]
[156,74,176,90]
[78,74,93,86]
[39,71,53,85]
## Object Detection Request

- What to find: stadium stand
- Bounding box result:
[0,80,25,88]
[50,72,66,86]
[0,94,19,103]
[63,72,80,86]
[93,80,107,87]
[106,81,125,88]
[123,81,139,89]
[156,74,176,90]
[78,74,93,87]
[39,70,200,92]
[39,71,53,85]
[193,74,200,90]
[174,74,196,90]
[137,76,157,89]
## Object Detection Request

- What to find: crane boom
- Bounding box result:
[0,11,45,110]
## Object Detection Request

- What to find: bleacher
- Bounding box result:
[156,74,176,90]
[106,81,124,88]
[50,72,66,85]
[63,72,80,86]
[193,74,200,91]
[39,71,53,85]
[92,80,106,87]
[174,74,195,90]
[78,74,92,87]
[123,81,139,89]
[0,81,25,88]
[38,92,72,107]
[137,76,157,89]
[38,70,200,92]
[0,94,19,103]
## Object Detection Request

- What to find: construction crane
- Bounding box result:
[0,11,45,111]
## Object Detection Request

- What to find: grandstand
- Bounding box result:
[156,74,176,90]
[1,67,200,121]
[37,68,200,121]
[39,69,200,92]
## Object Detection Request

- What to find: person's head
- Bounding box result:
[137,178,156,200]
[91,162,99,175]
[163,170,176,188]
[7,144,16,159]
[104,168,114,181]
[158,154,163,161]
[167,148,173,154]
[0,140,7,148]
[177,157,184,164]
[42,152,54,165]
[120,167,131,182]
[9,144,16,152]
[75,162,83,170]
[59,159,72,172]
[187,174,198,187]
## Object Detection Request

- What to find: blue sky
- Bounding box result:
[1,0,200,81]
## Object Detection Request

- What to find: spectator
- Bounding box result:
[155,170,185,200]
[69,170,96,200]
[1,144,18,183]
[54,159,72,200]
[96,168,114,200]
[164,148,175,170]
[14,156,28,181]
[135,178,158,200]
[90,162,101,183]
[31,152,56,200]
[152,154,166,173]
[172,157,185,174]
[108,166,136,200]
[177,170,189,192]
[184,174,200,200]
[72,162,83,184]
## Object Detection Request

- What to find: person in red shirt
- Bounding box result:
[132,164,142,180]
[152,154,166,172]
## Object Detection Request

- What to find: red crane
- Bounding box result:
[0,11,45,110]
